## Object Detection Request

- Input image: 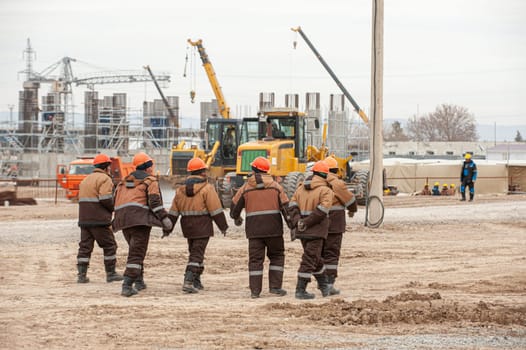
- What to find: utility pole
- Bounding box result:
[367,0,384,227]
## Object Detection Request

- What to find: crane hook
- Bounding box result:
[190,90,196,103]
[183,51,188,78]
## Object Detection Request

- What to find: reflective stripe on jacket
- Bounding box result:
[112,170,167,232]
[231,173,289,239]
[167,175,228,238]
[78,168,114,227]
[288,175,333,239]
[326,172,357,234]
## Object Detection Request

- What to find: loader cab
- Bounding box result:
[259,112,307,161]
[239,117,260,144]
[207,118,240,167]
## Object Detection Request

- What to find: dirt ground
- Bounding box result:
[1,193,526,349]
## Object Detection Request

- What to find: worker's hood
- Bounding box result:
[247,173,275,189]
[184,175,207,197]
[123,170,152,188]
[326,172,340,187]
[302,174,328,191]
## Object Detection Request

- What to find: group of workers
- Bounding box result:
[76,152,357,300]
[419,153,478,201]
[421,182,456,196]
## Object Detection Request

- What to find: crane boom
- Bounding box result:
[291,26,369,125]
[143,65,178,127]
[187,39,230,119]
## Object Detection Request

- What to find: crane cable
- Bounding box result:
[364,0,385,228]
[184,44,197,103]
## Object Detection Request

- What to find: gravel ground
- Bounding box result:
[1,194,525,349]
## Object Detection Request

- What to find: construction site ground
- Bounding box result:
[1,193,525,349]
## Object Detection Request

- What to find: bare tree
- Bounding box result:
[384,120,409,141]
[407,104,478,141]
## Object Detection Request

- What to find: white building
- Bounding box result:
[486,144,526,161]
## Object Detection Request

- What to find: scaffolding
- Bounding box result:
[143,96,180,149]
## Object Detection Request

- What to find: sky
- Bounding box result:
[0,0,525,131]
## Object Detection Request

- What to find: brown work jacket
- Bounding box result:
[167,175,228,239]
[112,170,167,232]
[231,172,289,239]
[288,174,333,240]
[419,188,432,195]
[326,172,357,234]
[78,168,114,227]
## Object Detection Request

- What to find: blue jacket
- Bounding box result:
[461,160,477,182]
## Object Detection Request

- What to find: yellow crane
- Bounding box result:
[187,39,230,119]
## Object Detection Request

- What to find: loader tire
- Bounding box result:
[283,172,305,200]
[219,174,234,209]
[348,169,369,206]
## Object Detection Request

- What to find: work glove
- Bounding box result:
[221,229,227,236]
[348,211,355,218]
[297,219,307,232]
[234,217,243,226]
[161,217,173,232]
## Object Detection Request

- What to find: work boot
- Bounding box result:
[77,264,89,283]
[121,276,138,297]
[193,272,204,290]
[183,271,198,294]
[269,288,287,296]
[105,265,124,283]
[469,193,474,202]
[460,192,466,201]
[314,274,331,297]
[295,278,315,300]
[134,275,147,291]
[327,275,340,296]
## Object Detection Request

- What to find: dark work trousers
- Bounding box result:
[77,226,118,268]
[461,179,475,198]
[322,233,343,278]
[298,238,325,280]
[248,236,285,294]
[186,237,210,274]
[122,225,151,280]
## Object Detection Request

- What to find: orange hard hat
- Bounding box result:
[93,153,111,165]
[251,156,270,172]
[324,156,338,169]
[133,152,153,168]
[312,160,329,174]
[187,157,207,172]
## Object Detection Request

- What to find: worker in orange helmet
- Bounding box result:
[113,152,172,297]
[164,157,228,294]
[321,156,357,296]
[288,160,334,299]
[230,156,291,298]
[76,153,123,284]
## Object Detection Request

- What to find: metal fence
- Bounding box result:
[0,178,67,203]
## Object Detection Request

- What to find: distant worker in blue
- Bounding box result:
[431,182,441,196]
[460,153,477,202]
